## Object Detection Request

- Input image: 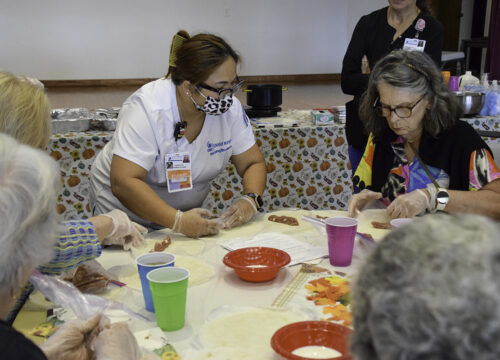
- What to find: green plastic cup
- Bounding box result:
[146,267,189,331]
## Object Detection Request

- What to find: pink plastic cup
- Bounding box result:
[449,76,459,91]
[325,217,358,267]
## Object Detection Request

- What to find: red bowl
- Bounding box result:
[223,247,291,282]
[271,321,352,360]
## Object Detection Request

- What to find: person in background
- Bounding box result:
[0,133,141,360]
[0,70,146,277]
[347,50,500,220]
[351,213,500,359]
[89,30,266,238]
[341,0,443,182]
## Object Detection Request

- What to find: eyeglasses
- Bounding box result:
[373,94,426,118]
[197,77,244,98]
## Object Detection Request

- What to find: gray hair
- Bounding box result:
[359,50,463,141]
[0,133,61,290]
[351,213,500,360]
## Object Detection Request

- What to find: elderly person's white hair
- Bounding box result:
[0,133,61,291]
[351,213,500,360]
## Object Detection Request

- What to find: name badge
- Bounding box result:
[165,152,192,193]
[403,38,426,52]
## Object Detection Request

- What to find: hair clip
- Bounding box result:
[169,34,188,68]
[406,63,430,82]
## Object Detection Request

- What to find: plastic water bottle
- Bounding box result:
[459,71,480,90]
[493,80,500,116]
[480,80,499,116]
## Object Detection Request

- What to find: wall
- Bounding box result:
[459,0,474,46]
[0,0,386,80]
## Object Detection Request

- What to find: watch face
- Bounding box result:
[437,190,449,204]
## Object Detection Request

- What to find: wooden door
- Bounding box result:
[433,0,463,51]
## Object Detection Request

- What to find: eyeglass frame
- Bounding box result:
[196,76,244,98]
[373,94,426,119]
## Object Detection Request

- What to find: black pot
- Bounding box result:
[244,84,287,109]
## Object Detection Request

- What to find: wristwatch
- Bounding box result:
[436,188,450,212]
[245,193,264,212]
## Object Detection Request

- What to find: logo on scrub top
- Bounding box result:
[207,139,232,156]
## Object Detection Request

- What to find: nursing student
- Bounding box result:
[90,30,266,238]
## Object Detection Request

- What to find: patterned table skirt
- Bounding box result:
[48,124,353,220]
[48,116,500,220]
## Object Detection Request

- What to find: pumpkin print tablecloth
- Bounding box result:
[46,113,500,220]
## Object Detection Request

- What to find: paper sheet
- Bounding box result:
[220,232,328,266]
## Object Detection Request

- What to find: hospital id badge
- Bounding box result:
[403,38,426,52]
[165,152,192,193]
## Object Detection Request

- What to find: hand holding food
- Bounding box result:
[93,322,142,360]
[40,314,101,360]
[220,196,257,229]
[101,209,148,249]
[387,189,429,219]
[63,260,111,293]
[347,189,383,217]
[172,208,221,238]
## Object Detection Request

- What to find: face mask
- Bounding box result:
[190,90,233,115]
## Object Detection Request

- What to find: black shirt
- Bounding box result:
[367,121,490,192]
[341,6,444,149]
[0,319,48,360]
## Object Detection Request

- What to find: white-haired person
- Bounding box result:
[351,213,500,359]
[0,133,141,359]
[0,70,147,279]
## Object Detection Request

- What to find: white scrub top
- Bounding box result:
[89,78,255,227]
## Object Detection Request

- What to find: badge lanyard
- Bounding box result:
[403,18,426,52]
[165,121,193,193]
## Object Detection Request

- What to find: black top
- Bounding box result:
[368,121,490,192]
[341,6,444,149]
[0,319,48,360]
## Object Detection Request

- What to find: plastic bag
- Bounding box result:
[30,270,153,322]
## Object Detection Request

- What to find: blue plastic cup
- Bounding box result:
[136,252,175,312]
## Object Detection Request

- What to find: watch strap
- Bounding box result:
[244,193,264,212]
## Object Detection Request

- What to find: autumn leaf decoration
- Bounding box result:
[305,276,351,325]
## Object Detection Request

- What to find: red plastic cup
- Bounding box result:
[325,217,358,267]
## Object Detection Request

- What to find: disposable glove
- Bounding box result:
[93,322,141,360]
[40,314,101,360]
[387,189,430,219]
[172,208,221,238]
[101,209,148,249]
[347,189,383,217]
[220,196,257,229]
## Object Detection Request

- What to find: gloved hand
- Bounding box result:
[172,208,221,238]
[347,189,383,217]
[101,209,148,249]
[93,322,141,360]
[220,196,257,229]
[387,189,430,219]
[40,314,101,360]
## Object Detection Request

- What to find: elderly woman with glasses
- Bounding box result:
[89,30,266,238]
[348,50,500,219]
